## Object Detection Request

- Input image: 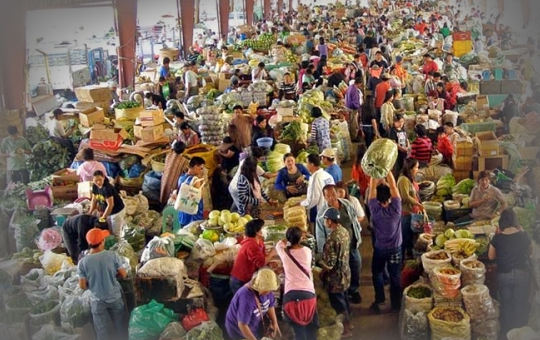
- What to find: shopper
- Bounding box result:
[388,114,410,176]
[176,157,206,226]
[78,228,127,340]
[230,219,276,294]
[350,145,371,199]
[308,107,331,153]
[226,268,281,340]
[320,148,342,183]
[368,171,403,313]
[488,208,532,337]
[76,148,108,182]
[62,214,102,263]
[89,170,125,236]
[0,126,31,185]
[237,156,277,217]
[397,158,424,259]
[178,122,200,147]
[317,207,353,338]
[436,126,454,167]
[183,61,199,102]
[360,95,380,148]
[344,77,363,141]
[300,153,335,225]
[380,90,396,137]
[276,227,318,340]
[275,153,310,198]
[410,124,433,168]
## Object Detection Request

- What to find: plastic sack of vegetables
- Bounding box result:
[128,299,178,340]
[20,268,44,291]
[121,224,146,252]
[459,259,486,286]
[361,138,398,179]
[399,309,429,340]
[140,236,175,263]
[32,324,78,340]
[159,322,186,339]
[39,250,73,275]
[110,240,139,272]
[403,283,433,314]
[428,307,471,340]
[461,284,499,322]
[60,292,92,330]
[420,250,451,277]
[430,267,461,298]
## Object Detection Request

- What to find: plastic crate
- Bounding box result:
[443,207,472,222]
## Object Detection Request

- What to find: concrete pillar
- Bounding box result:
[115,0,137,89]
[245,0,254,26]
[219,0,230,39]
[521,0,530,27]
[179,0,195,59]
[0,0,28,110]
[264,0,271,20]
[278,0,283,16]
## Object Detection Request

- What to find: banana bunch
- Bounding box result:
[444,238,479,258]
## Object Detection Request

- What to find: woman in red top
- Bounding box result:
[410,124,433,168]
[349,144,370,199]
[421,54,439,80]
[436,127,454,168]
[229,219,276,294]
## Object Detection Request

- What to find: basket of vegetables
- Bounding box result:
[143,149,170,173]
[114,101,143,120]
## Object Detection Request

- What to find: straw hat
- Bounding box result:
[250,268,279,292]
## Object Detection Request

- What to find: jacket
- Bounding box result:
[315,198,363,253]
[230,237,266,283]
[301,168,335,211]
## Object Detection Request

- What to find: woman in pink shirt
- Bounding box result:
[276,226,317,340]
[76,148,107,182]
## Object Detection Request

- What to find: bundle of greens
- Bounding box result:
[280,120,304,142]
[26,125,49,147]
[27,139,70,182]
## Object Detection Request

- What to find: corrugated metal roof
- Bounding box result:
[28,0,113,10]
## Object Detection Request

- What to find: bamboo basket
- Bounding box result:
[142,149,169,173]
[183,144,217,173]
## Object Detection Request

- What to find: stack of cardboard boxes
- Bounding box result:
[74,85,112,110]
[474,131,508,174]
[134,109,166,142]
[453,139,474,181]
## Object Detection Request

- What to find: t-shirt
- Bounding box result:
[77,161,108,182]
[490,232,531,273]
[275,242,314,295]
[221,145,240,173]
[225,285,275,340]
[0,136,30,171]
[229,159,265,194]
[469,185,505,220]
[177,174,203,225]
[184,70,198,87]
[48,119,66,138]
[92,183,125,215]
[388,127,408,158]
[77,250,123,302]
[325,163,342,183]
[368,198,402,250]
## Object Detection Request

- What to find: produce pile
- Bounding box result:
[206,209,253,235]
[197,105,226,146]
[312,267,344,340]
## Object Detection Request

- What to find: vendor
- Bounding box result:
[278,72,297,100]
[251,62,268,81]
[76,148,108,182]
[62,214,103,263]
[178,122,200,147]
[230,105,254,150]
[89,170,126,236]
[275,153,310,198]
[49,108,77,159]
[218,136,240,174]
[251,115,275,149]
[455,170,507,225]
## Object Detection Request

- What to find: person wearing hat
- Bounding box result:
[77,228,127,340]
[226,268,281,340]
[317,207,353,338]
[367,171,403,313]
[321,148,342,183]
[421,53,438,80]
[218,136,240,174]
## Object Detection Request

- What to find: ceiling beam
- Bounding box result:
[28,0,112,10]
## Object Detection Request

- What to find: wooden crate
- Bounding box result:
[478,155,508,171]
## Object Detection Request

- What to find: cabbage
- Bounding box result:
[296,151,309,165]
[361,138,398,179]
[273,143,291,154]
[452,179,476,195]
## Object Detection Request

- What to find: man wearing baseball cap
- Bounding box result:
[320,148,342,183]
[78,228,127,340]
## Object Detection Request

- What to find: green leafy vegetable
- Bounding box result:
[116,101,141,110]
[280,120,304,142]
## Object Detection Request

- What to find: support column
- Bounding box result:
[115,0,137,89]
[521,0,530,27]
[497,0,504,13]
[245,0,254,26]
[289,0,293,12]
[179,0,195,59]
[219,0,230,39]
[0,0,28,110]
[277,0,283,16]
[264,0,271,20]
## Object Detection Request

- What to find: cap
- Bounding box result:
[323,207,340,222]
[250,268,280,292]
[320,148,336,159]
[381,73,391,80]
[86,228,110,246]
[395,55,403,62]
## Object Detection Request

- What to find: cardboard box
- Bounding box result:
[476,95,489,109]
[519,147,540,160]
[134,124,165,142]
[51,169,80,201]
[219,72,232,80]
[139,109,165,127]
[218,79,230,92]
[478,155,508,171]
[454,156,473,171]
[89,125,129,150]
[456,140,474,157]
[74,85,112,102]
[475,131,499,157]
[453,170,471,182]
[79,107,104,127]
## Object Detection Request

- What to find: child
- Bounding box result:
[388,114,409,176]
[436,126,454,168]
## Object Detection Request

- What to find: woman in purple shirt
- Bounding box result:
[317,37,328,59]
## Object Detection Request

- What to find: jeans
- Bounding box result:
[362,126,375,148]
[328,292,350,322]
[497,269,531,337]
[372,246,402,310]
[229,276,246,296]
[91,297,127,340]
[348,247,362,295]
[401,215,413,258]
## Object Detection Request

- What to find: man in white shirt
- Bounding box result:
[183,62,199,102]
[251,62,268,81]
[49,108,76,158]
[301,153,335,228]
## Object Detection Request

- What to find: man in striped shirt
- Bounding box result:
[410,124,433,168]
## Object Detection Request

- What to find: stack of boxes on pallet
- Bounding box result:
[454,138,474,181]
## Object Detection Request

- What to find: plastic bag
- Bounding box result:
[38,228,63,251]
[42,261,77,287]
[461,284,498,322]
[185,321,223,340]
[143,172,162,202]
[159,322,186,339]
[39,250,74,275]
[32,324,78,340]
[121,224,146,252]
[190,238,216,260]
[141,236,175,263]
[399,309,429,340]
[27,284,59,306]
[431,267,461,298]
[360,138,398,179]
[134,191,149,213]
[138,258,187,298]
[110,240,139,272]
[421,250,452,277]
[128,300,178,340]
[403,283,433,314]
[21,268,44,291]
[181,307,209,331]
[427,307,471,340]
[60,293,92,329]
